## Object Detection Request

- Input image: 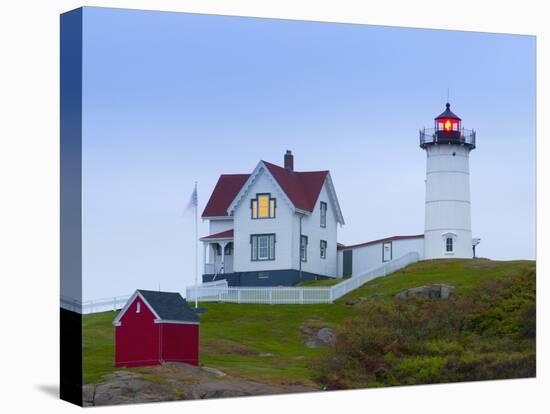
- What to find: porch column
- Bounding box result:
[220,241,227,274]
[202,242,207,275]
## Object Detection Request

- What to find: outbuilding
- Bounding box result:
[113,290,199,368]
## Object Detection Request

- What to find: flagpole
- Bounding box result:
[194,181,198,309]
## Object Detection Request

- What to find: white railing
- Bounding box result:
[187,252,420,304]
[63,252,420,313]
[330,252,419,301]
[61,294,131,314]
[186,285,332,304]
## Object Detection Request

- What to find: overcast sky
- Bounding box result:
[79,7,535,300]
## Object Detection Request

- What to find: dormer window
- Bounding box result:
[136,301,141,313]
[251,193,276,219]
[320,202,327,228]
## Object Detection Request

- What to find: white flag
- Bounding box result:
[184,183,198,215]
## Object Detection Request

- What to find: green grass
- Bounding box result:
[83,259,535,386]
[296,278,342,287]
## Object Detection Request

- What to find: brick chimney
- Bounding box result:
[284,150,294,171]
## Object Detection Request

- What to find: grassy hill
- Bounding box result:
[83,259,535,387]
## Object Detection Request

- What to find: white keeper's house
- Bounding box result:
[200,103,479,287]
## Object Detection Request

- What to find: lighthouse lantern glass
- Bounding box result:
[437,118,460,132]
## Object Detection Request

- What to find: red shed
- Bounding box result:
[113,290,200,368]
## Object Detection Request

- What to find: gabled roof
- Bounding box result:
[262,161,328,213]
[202,174,250,218]
[203,159,344,224]
[200,229,234,241]
[338,234,424,251]
[113,290,199,326]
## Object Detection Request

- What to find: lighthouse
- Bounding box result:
[420,103,476,259]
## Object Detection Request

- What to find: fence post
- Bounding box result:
[113,297,116,312]
[237,289,241,304]
[269,290,272,305]
[329,288,333,303]
[299,289,304,304]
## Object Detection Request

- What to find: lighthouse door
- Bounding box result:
[343,250,353,279]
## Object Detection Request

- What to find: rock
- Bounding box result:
[85,364,318,405]
[370,284,379,289]
[93,376,174,406]
[305,327,336,348]
[317,328,336,345]
[201,366,227,377]
[82,384,95,406]
[371,293,382,300]
[394,284,455,301]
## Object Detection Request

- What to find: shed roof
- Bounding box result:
[338,234,424,251]
[200,229,234,241]
[136,290,199,323]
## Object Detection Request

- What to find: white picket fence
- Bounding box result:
[186,252,420,305]
[61,252,419,313]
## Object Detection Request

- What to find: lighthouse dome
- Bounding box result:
[435,102,461,121]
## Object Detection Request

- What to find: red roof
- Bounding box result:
[262,161,328,212]
[338,235,424,250]
[201,229,234,240]
[201,174,250,218]
[202,162,329,217]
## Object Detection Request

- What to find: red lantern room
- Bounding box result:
[435,103,461,135]
[419,102,476,149]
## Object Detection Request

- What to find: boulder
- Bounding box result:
[394,284,455,301]
[304,327,336,348]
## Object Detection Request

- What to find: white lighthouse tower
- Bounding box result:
[420,103,476,259]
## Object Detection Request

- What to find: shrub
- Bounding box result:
[315,269,536,389]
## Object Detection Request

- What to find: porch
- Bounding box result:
[200,229,234,277]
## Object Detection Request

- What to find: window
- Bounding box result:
[300,235,308,262]
[382,241,392,262]
[320,202,327,228]
[251,193,276,219]
[251,234,276,261]
[320,240,327,259]
[136,301,141,314]
[446,237,453,252]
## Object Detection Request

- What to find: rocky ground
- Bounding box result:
[83,362,317,406]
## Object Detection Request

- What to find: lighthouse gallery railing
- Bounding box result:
[419,127,476,148]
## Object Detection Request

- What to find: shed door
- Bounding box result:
[382,242,392,262]
[343,250,353,278]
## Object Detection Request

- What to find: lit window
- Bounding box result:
[136,301,141,313]
[446,237,453,252]
[251,194,276,219]
[251,234,275,261]
[301,235,308,262]
[320,240,327,259]
[320,202,327,228]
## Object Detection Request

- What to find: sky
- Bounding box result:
[80,7,536,300]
